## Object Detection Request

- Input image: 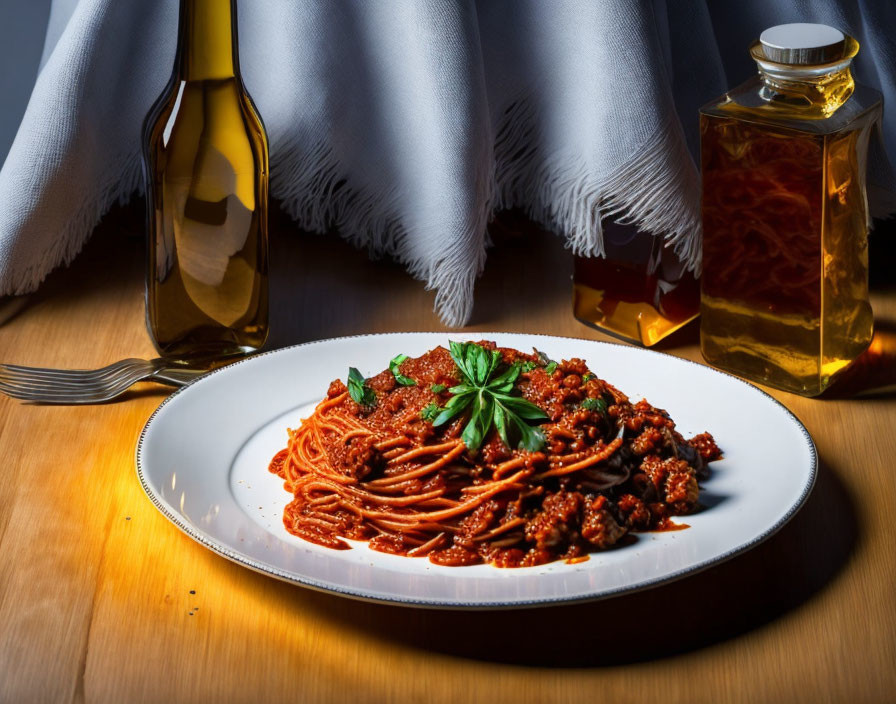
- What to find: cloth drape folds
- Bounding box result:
[0,0,893,325]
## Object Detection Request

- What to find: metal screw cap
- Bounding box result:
[759,23,846,65]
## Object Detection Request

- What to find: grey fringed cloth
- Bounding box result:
[0,0,893,326]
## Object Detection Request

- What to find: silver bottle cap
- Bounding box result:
[759,23,846,65]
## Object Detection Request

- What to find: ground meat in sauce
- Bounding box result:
[272,342,721,567]
[690,432,723,462]
[581,495,627,549]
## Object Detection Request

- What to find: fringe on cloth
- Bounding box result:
[492,99,702,274]
[0,151,144,296]
[272,101,702,327]
[1,101,703,330]
[271,136,493,329]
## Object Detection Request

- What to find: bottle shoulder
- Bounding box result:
[700,76,882,135]
[143,74,181,148]
[145,78,266,147]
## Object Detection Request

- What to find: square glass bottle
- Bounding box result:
[573,220,699,347]
[699,24,881,395]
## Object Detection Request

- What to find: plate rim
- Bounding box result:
[135,331,818,610]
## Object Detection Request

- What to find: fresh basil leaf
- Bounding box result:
[487,381,515,394]
[471,345,490,385]
[478,391,494,432]
[512,415,546,452]
[447,389,474,404]
[462,344,477,383]
[461,418,482,452]
[521,426,546,452]
[490,393,548,421]
[448,340,465,363]
[449,341,473,383]
[461,392,494,451]
[347,367,376,407]
[492,397,547,451]
[439,342,547,452]
[487,363,520,389]
[347,367,364,386]
[440,390,475,412]
[432,390,474,426]
[430,383,446,393]
[506,403,548,422]
[582,397,607,414]
[493,403,510,448]
[486,349,502,380]
[432,406,465,428]
[420,402,441,421]
[388,354,416,386]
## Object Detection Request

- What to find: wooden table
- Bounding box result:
[1,204,894,703]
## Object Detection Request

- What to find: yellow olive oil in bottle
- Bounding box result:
[700,24,880,396]
[143,0,268,362]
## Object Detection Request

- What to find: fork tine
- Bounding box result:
[0,358,143,377]
[0,368,151,402]
[1,389,118,404]
[2,357,154,373]
[0,374,136,398]
[0,378,138,404]
[0,383,36,400]
[0,378,119,400]
[0,357,203,405]
[0,364,152,392]
[0,358,158,385]
[0,358,155,384]
[11,362,149,382]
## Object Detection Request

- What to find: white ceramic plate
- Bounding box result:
[136,333,816,609]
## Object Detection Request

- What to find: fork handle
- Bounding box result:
[151,368,208,387]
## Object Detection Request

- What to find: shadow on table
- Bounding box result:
[822,217,896,398]
[265,456,859,667]
[265,207,577,347]
[819,319,896,399]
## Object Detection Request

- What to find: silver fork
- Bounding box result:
[0,358,208,404]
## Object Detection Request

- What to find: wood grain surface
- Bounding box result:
[1,204,894,704]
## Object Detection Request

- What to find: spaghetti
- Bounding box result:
[269,343,721,567]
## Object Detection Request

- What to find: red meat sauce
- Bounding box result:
[292,343,721,567]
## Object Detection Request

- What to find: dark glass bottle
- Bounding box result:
[143,0,268,362]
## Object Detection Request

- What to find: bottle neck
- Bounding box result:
[178,0,238,81]
[758,64,854,117]
[749,37,858,118]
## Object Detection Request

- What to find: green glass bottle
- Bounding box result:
[143,0,268,362]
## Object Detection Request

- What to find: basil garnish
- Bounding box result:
[347,367,376,407]
[433,342,548,452]
[389,354,416,386]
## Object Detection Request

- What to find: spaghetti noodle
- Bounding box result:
[269,343,720,567]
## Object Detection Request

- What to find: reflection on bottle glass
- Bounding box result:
[700,24,878,395]
[573,220,699,347]
[143,0,268,363]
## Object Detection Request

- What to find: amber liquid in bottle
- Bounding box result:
[700,33,879,395]
[143,0,268,362]
[573,220,699,347]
